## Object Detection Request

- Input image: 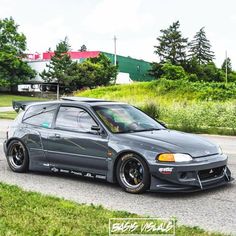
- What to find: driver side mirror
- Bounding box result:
[91,125,103,135]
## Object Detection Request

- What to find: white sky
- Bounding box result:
[0,0,235,68]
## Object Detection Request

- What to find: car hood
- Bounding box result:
[118,129,219,158]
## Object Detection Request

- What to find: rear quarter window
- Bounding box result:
[23,104,58,128]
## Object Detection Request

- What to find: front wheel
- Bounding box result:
[116,153,150,194]
[6,140,29,173]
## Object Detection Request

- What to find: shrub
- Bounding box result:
[161,63,186,80]
[141,102,160,119]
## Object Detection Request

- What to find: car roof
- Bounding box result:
[25,97,127,109]
[61,96,108,102]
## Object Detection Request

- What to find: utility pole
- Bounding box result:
[57,81,60,100]
[225,50,228,84]
[114,35,117,84]
[114,35,117,66]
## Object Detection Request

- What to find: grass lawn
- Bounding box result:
[0,94,46,107]
[0,111,17,120]
[0,182,226,236]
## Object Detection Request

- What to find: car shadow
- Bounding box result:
[30,170,120,189]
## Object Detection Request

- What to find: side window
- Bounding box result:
[23,104,57,128]
[55,107,97,132]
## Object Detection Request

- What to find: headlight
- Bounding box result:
[157,153,192,162]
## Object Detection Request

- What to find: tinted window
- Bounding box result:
[55,107,97,132]
[23,104,58,128]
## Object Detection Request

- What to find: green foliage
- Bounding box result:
[189,27,215,64]
[184,57,203,75]
[79,44,87,52]
[221,57,232,74]
[0,17,26,55]
[154,21,188,66]
[227,71,236,82]
[0,17,36,88]
[0,182,223,236]
[40,37,76,85]
[141,102,160,119]
[185,60,224,82]
[148,62,164,79]
[201,62,224,82]
[161,63,186,80]
[187,73,198,82]
[72,53,117,89]
[152,24,230,83]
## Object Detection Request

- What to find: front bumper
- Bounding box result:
[149,154,233,192]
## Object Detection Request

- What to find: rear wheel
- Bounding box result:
[116,153,150,194]
[6,140,29,172]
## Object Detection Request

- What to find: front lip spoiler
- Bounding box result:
[149,167,234,193]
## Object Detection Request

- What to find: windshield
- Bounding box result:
[93,104,165,133]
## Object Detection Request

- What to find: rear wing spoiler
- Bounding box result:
[12,101,43,113]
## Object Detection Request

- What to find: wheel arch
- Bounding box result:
[6,138,30,160]
[112,150,150,183]
[6,137,26,149]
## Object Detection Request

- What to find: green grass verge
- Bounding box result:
[0,94,46,107]
[0,111,17,120]
[0,182,225,236]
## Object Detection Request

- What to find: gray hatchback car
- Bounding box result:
[4,97,233,193]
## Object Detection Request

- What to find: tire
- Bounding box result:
[116,153,150,194]
[6,140,29,173]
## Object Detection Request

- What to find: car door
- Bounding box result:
[21,103,59,170]
[45,105,109,175]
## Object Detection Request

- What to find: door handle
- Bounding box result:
[48,133,61,139]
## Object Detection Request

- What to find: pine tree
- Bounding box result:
[221,57,232,74]
[189,27,215,64]
[154,21,188,65]
[40,37,76,85]
[79,44,87,52]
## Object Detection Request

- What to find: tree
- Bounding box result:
[40,37,76,85]
[189,27,215,64]
[0,17,36,88]
[79,44,87,52]
[221,57,232,74]
[161,62,186,80]
[72,53,118,89]
[201,62,224,82]
[148,62,164,79]
[184,56,205,77]
[154,21,188,66]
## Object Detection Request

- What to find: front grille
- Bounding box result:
[198,166,225,181]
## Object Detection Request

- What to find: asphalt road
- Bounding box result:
[0,119,235,235]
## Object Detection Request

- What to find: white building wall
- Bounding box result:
[27,60,49,81]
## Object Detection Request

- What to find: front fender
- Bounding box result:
[106,139,162,183]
